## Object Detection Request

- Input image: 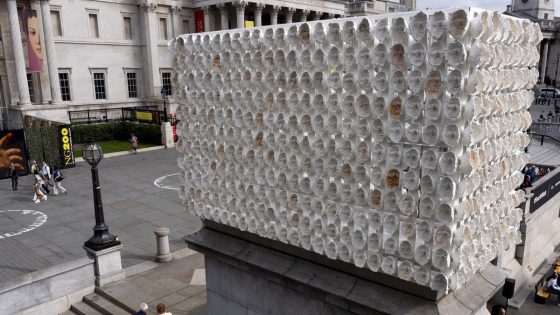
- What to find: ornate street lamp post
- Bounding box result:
[82,139,120,251]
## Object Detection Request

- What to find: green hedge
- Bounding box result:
[72,122,162,145]
[25,126,62,167]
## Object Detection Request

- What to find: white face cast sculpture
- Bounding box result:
[391,17,408,45]
[426,70,443,96]
[410,12,428,41]
[409,43,426,67]
[405,95,422,120]
[314,23,326,43]
[390,44,406,71]
[374,18,390,41]
[392,71,407,93]
[449,9,469,40]
[429,11,446,39]
[372,97,385,118]
[406,122,422,143]
[374,72,389,92]
[373,44,388,66]
[428,42,445,66]
[447,42,467,67]
[408,70,424,94]
[444,98,463,124]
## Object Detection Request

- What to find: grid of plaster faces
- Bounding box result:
[171,8,541,293]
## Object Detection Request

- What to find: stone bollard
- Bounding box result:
[154,227,172,263]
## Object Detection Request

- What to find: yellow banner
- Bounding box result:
[136,111,153,121]
[245,20,254,28]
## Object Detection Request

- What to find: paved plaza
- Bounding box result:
[0,148,201,281]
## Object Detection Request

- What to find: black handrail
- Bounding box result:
[528,132,560,146]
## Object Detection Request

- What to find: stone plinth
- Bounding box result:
[84,244,125,287]
[185,226,509,315]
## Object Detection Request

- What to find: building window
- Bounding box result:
[159,17,168,40]
[27,73,36,103]
[93,72,106,99]
[161,72,171,95]
[59,72,71,101]
[544,13,549,20]
[182,19,190,34]
[127,72,138,98]
[51,10,62,36]
[123,16,132,40]
[89,13,99,38]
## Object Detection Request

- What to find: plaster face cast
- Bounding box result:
[409,43,426,67]
[373,44,388,67]
[426,70,444,96]
[428,42,445,66]
[390,44,406,71]
[408,70,424,94]
[410,12,428,41]
[389,97,402,118]
[429,11,446,39]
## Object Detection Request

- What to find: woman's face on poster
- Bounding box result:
[28,16,43,60]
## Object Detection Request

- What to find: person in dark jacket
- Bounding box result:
[132,303,148,315]
[8,162,18,190]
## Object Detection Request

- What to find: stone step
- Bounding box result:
[58,310,78,315]
[83,292,132,315]
[69,301,104,315]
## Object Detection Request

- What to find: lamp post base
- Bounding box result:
[84,224,121,251]
[84,238,121,252]
[84,244,125,287]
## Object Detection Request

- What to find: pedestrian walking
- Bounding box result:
[52,165,67,195]
[130,132,138,154]
[30,160,38,174]
[133,303,148,315]
[156,303,172,315]
[8,162,18,190]
[41,161,53,188]
[32,170,47,203]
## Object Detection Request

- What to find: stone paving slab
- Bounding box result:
[0,149,201,282]
[103,250,207,315]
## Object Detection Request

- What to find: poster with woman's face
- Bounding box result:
[21,9,43,72]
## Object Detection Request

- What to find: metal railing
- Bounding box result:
[530,122,560,136]
[528,132,560,146]
[68,106,162,125]
[535,97,560,106]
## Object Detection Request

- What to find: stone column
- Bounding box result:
[328,13,335,19]
[216,3,229,30]
[40,0,61,103]
[141,1,160,97]
[286,7,295,24]
[203,6,210,32]
[7,0,31,105]
[301,9,310,22]
[541,39,550,83]
[254,3,264,27]
[312,11,322,21]
[234,1,247,29]
[271,5,280,25]
[171,5,182,37]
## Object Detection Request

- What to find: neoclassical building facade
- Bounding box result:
[0,0,415,130]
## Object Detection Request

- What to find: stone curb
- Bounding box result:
[74,145,166,163]
[0,256,93,294]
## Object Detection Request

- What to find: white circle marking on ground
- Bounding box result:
[0,210,48,239]
[154,173,181,191]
